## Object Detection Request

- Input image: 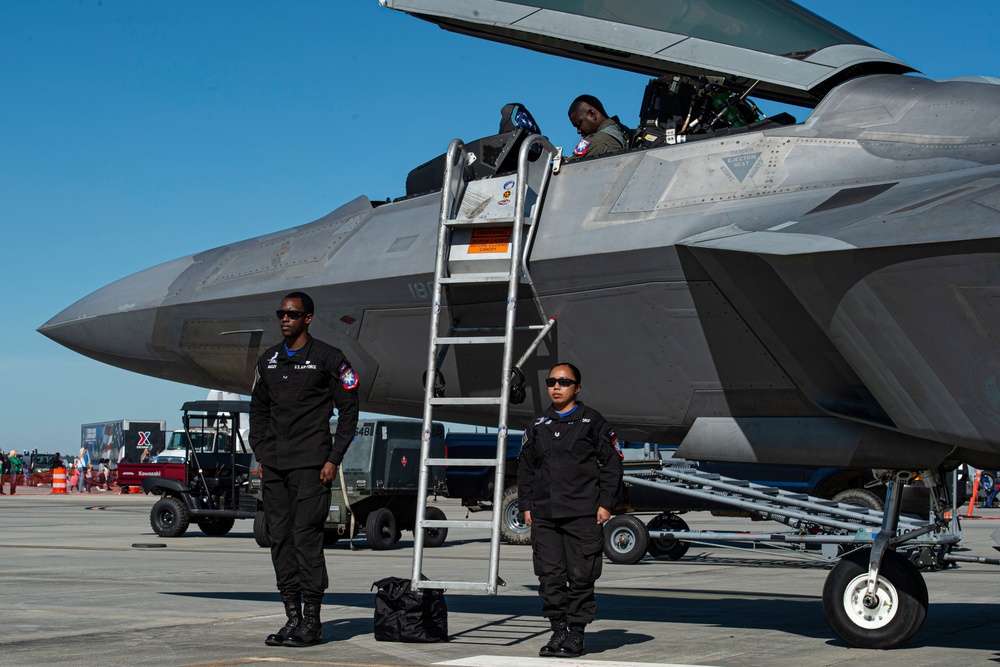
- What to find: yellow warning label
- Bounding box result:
[468,227,511,254]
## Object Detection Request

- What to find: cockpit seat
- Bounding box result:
[405,103,542,198]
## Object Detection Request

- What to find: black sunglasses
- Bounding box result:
[545,377,576,387]
[276,310,308,320]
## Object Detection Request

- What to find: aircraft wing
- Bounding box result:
[381,0,915,106]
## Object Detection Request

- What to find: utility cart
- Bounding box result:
[250,418,448,550]
[118,400,255,537]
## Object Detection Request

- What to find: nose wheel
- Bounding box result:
[822,548,928,649]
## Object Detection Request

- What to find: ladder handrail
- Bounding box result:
[412,139,469,583]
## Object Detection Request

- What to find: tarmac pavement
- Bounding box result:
[1,485,999,666]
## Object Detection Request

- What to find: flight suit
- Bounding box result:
[250,335,360,603]
[571,116,631,159]
[517,401,623,625]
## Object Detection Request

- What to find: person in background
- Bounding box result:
[22,451,32,486]
[6,450,23,495]
[0,449,7,495]
[74,448,90,493]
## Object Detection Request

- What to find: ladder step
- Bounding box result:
[433,336,506,345]
[439,273,510,285]
[421,519,494,529]
[429,397,503,406]
[415,580,492,592]
[444,216,516,227]
[426,457,498,467]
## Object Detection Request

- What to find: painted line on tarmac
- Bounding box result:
[436,656,715,667]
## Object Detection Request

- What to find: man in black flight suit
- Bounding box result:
[250,291,360,647]
[518,362,624,658]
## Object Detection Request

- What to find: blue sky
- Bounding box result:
[2,0,997,453]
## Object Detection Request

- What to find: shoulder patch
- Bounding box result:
[339,365,359,390]
[610,428,623,459]
[573,137,591,156]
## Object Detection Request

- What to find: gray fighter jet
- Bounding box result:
[39,0,1000,650]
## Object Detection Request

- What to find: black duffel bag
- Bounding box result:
[372,576,449,643]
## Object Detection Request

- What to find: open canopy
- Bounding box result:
[381,0,915,107]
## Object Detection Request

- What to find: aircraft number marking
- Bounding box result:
[355,424,374,437]
[407,281,434,301]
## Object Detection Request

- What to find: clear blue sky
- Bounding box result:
[2,1,996,454]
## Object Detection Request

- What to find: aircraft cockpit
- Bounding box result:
[630,74,796,150]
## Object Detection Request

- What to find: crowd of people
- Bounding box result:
[0,448,117,494]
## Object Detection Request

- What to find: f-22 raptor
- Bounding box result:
[40,0,1000,650]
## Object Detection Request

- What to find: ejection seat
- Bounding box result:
[404,103,542,198]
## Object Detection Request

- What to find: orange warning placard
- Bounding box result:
[468,227,511,254]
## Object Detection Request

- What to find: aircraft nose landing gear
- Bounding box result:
[821,471,929,648]
[823,548,928,648]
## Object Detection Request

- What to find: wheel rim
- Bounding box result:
[505,502,527,533]
[609,526,636,554]
[842,572,899,629]
[157,508,174,526]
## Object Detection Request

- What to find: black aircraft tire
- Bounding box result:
[365,507,398,551]
[823,548,928,649]
[603,514,649,565]
[646,513,690,561]
[832,488,884,511]
[500,486,531,545]
[150,496,190,538]
[422,506,448,548]
[197,517,235,537]
[253,510,271,548]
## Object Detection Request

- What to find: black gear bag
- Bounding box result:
[372,576,449,643]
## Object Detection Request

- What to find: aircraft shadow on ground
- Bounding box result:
[165,589,1000,651]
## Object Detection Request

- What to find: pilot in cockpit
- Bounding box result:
[567,95,631,160]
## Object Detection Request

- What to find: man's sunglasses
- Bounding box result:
[276,310,308,320]
[545,377,577,387]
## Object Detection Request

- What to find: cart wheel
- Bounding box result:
[150,496,190,538]
[500,485,531,545]
[365,507,398,550]
[422,506,448,548]
[197,517,235,537]
[646,513,690,561]
[832,488,884,511]
[603,514,648,564]
[253,510,271,548]
[823,548,928,648]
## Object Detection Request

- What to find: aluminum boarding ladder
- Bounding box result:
[411,135,560,594]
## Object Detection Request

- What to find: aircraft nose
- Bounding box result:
[38,256,193,376]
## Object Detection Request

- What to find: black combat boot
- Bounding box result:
[556,623,585,657]
[538,618,566,658]
[286,600,323,646]
[538,617,567,657]
[264,595,302,646]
